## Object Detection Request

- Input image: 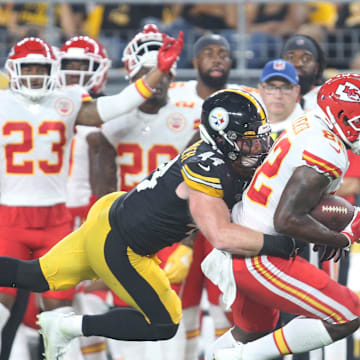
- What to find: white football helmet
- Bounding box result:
[59,35,111,94]
[122,24,176,79]
[5,37,58,100]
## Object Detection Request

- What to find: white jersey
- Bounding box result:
[168,80,203,121]
[0,85,88,206]
[232,110,349,235]
[302,86,320,112]
[102,101,199,191]
[269,103,304,136]
[66,125,99,208]
[102,80,244,191]
[169,79,243,119]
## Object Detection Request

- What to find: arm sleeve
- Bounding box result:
[96,78,153,122]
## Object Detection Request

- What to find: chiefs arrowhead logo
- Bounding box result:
[335,81,360,102]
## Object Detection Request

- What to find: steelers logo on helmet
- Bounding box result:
[208,107,229,132]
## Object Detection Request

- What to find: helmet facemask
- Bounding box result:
[122,24,176,80]
[228,130,271,166]
[323,104,360,154]
[318,74,360,155]
[59,36,111,94]
[6,38,58,101]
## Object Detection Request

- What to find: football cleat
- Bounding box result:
[36,308,76,360]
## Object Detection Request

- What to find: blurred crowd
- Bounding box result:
[0,2,360,70]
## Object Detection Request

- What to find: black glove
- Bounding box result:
[260,234,300,259]
[293,239,306,256]
[313,244,347,263]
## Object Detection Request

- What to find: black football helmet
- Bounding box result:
[200,89,271,171]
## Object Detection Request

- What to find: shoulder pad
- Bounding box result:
[181,142,226,197]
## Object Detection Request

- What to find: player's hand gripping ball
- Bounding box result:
[310,194,354,231]
[311,194,356,261]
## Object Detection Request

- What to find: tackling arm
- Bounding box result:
[188,187,294,256]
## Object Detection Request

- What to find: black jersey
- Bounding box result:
[109,140,250,255]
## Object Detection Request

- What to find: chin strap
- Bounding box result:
[350,140,360,154]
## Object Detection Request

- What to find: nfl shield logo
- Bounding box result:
[273,60,286,70]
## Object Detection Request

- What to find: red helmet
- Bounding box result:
[59,36,111,94]
[317,73,360,154]
[5,37,58,100]
[122,24,176,79]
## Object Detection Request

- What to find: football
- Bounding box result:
[310,194,354,231]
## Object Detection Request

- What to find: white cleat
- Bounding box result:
[36,309,76,360]
[214,344,243,360]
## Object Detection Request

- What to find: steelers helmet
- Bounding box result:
[200,89,271,167]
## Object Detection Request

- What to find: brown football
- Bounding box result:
[310,194,354,231]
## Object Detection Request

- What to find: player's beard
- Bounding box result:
[299,73,315,95]
[199,69,229,90]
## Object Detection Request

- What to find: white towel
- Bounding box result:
[201,249,237,310]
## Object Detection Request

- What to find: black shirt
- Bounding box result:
[109,140,249,255]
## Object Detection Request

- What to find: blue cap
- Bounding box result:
[260,59,299,84]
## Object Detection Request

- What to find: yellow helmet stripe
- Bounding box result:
[214,88,267,123]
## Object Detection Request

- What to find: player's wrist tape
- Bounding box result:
[260,234,296,259]
[96,78,154,122]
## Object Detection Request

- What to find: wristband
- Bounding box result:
[260,234,296,259]
[136,77,156,97]
[96,79,154,123]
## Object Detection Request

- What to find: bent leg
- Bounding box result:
[211,255,360,359]
[83,228,182,340]
[80,192,182,340]
[233,256,360,326]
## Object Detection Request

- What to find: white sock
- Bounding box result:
[243,318,333,360]
[9,323,31,360]
[60,311,84,338]
[0,302,10,328]
[183,306,201,360]
[0,302,10,349]
[205,328,238,360]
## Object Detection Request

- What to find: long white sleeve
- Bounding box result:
[96,78,153,122]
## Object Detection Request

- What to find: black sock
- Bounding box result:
[0,289,30,360]
[83,307,178,341]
